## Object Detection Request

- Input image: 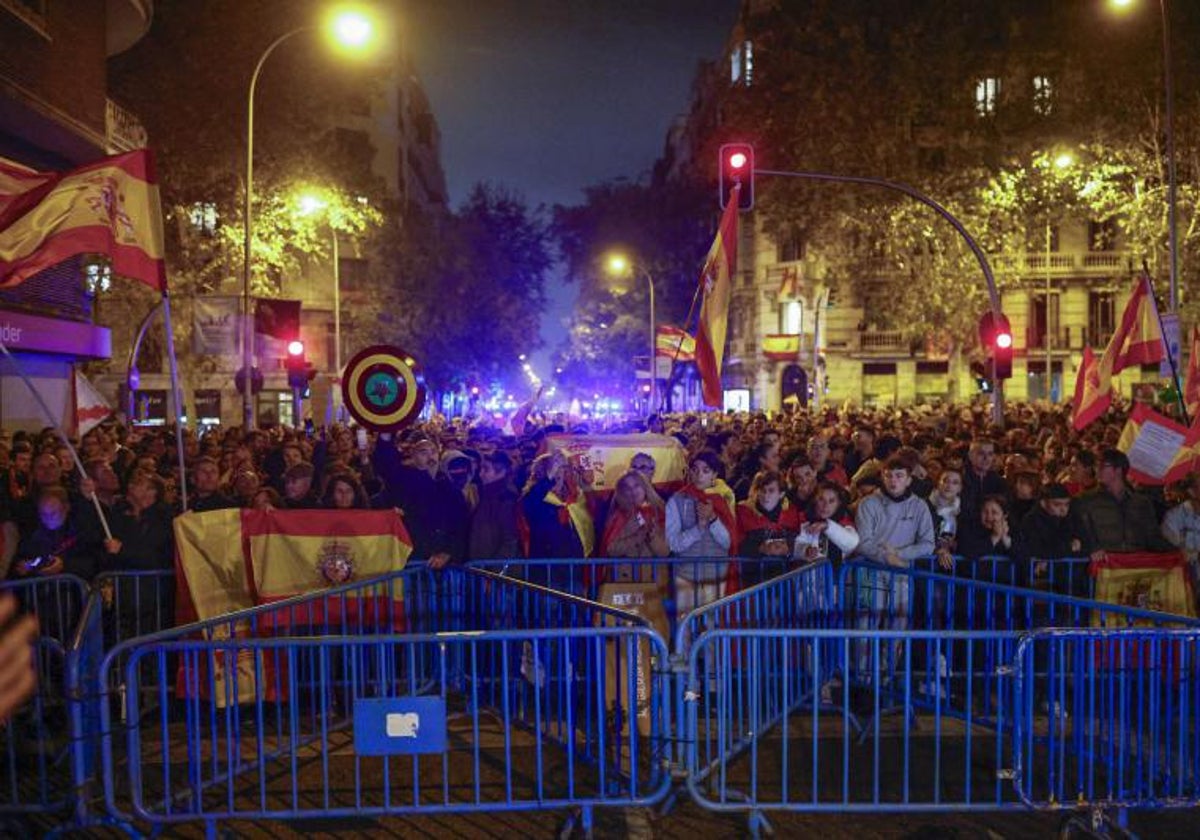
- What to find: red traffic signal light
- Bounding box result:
[719,142,754,210]
[287,339,305,357]
[978,311,1013,380]
[286,340,309,388]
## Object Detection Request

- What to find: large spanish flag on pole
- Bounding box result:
[0,150,166,292]
[1073,274,1166,430]
[694,185,740,407]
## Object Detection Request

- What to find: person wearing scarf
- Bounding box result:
[927,469,962,571]
[799,481,859,566]
[601,470,668,560]
[736,470,801,586]
[666,450,737,614]
[520,450,595,560]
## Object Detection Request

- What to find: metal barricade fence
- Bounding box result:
[677,561,1200,828]
[1014,628,1200,812]
[467,557,794,651]
[910,555,1094,600]
[0,574,89,822]
[97,565,671,836]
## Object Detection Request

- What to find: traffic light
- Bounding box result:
[978,311,1013,381]
[719,143,754,210]
[286,339,308,389]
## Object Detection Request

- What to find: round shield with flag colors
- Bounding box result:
[340,345,426,431]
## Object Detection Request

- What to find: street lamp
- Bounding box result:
[242,10,376,429]
[1109,0,1179,313]
[605,253,657,415]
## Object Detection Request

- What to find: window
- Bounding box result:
[1032,75,1054,115]
[1088,291,1116,346]
[730,40,753,86]
[188,202,218,236]
[1088,219,1117,251]
[776,228,805,263]
[338,257,368,292]
[975,77,1001,116]
[1029,292,1059,348]
[781,300,802,335]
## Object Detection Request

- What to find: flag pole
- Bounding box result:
[160,291,190,511]
[660,282,704,413]
[1143,265,1189,425]
[0,341,113,540]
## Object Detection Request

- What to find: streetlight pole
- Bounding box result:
[243,26,312,431]
[638,265,657,415]
[332,227,341,416]
[1161,0,1179,313]
[1045,219,1053,400]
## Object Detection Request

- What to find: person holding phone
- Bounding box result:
[13,486,102,580]
[736,470,801,586]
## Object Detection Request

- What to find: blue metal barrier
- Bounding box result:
[97,566,672,835]
[468,556,798,649]
[0,574,88,822]
[910,555,1094,600]
[1014,628,1200,813]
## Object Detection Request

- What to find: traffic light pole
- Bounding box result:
[755,168,1005,427]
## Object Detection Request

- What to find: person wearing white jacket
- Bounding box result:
[1162,474,1200,609]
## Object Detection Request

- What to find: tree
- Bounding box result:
[382,184,552,395]
[550,177,714,398]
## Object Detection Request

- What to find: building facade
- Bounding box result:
[0,0,152,430]
[662,0,1191,412]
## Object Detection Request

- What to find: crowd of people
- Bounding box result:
[0,399,1195,614]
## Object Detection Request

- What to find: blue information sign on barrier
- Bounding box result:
[353,696,447,755]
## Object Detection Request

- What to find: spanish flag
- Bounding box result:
[1071,346,1111,431]
[656,325,696,361]
[0,150,166,292]
[1073,274,1167,430]
[1106,273,1166,374]
[174,508,413,626]
[1184,326,1200,421]
[1115,402,1200,485]
[694,185,740,407]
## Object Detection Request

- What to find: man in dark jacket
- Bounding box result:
[188,457,238,512]
[1074,449,1173,559]
[957,438,1011,558]
[1015,483,1085,593]
[373,432,469,568]
[469,451,519,560]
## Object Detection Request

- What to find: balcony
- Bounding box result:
[990,250,1131,277]
[858,330,907,354]
[1025,326,1075,350]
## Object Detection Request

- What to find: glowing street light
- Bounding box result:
[605,251,657,414]
[242,9,379,428]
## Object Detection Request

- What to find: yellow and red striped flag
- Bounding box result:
[1107,273,1165,374]
[174,508,413,626]
[1073,274,1167,431]
[1115,402,1200,485]
[1071,346,1112,430]
[0,149,166,292]
[694,185,740,407]
[1184,326,1200,421]
[655,325,696,361]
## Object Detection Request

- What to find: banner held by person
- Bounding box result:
[1115,403,1200,485]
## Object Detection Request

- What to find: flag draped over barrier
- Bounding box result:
[0,150,166,291]
[1072,274,1167,430]
[694,186,740,407]
[174,508,414,624]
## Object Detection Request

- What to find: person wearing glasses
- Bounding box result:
[628,453,657,482]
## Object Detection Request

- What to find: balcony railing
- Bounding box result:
[990,250,1130,276]
[1025,326,1074,350]
[858,330,906,353]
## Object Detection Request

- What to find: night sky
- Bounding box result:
[404,0,739,366]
